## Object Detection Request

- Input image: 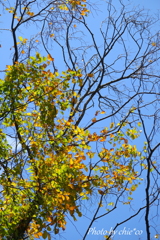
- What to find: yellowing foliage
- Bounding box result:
[0,54,144,239]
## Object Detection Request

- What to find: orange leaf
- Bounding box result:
[92,118,96,123]
[47,54,54,61]
[100,111,106,114]
[21,50,25,54]
[110,133,114,138]
[81,156,86,160]
[81,11,86,16]
[34,232,43,238]
[100,136,106,142]
[27,11,34,16]
[69,206,77,210]
[87,73,94,77]
[98,190,104,195]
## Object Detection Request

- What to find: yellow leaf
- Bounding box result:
[73,91,77,97]
[151,42,156,46]
[65,195,70,201]
[86,151,95,158]
[110,122,114,128]
[11,182,17,187]
[107,180,114,185]
[99,203,103,207]
[50,34,54,37]
[154,234,160,239]
[59,5,68,11]
[47,217,53,222]
[73,24,77,28]
[108,202,114,206]
[100,111,106,114]
[22,38,28,44]
[104,235,112,240]
[68,183,74,189]
[110,134,114,138]
[21,50,25,54]
[130,185,137,191]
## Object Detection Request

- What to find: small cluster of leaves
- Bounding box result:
[6,0,90,24]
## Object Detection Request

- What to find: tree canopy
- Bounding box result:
[0,0,160,240]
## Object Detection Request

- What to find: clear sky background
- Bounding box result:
[0,0,160,240]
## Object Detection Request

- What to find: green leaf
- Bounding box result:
[42,230,48,239]
[128,196,133,200]
[108,202,114,206]
[47,226,51,231]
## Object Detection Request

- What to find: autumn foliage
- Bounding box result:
[0,53,143,239]
[1,0,160,239]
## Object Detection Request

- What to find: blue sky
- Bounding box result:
[0,0,160,240]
